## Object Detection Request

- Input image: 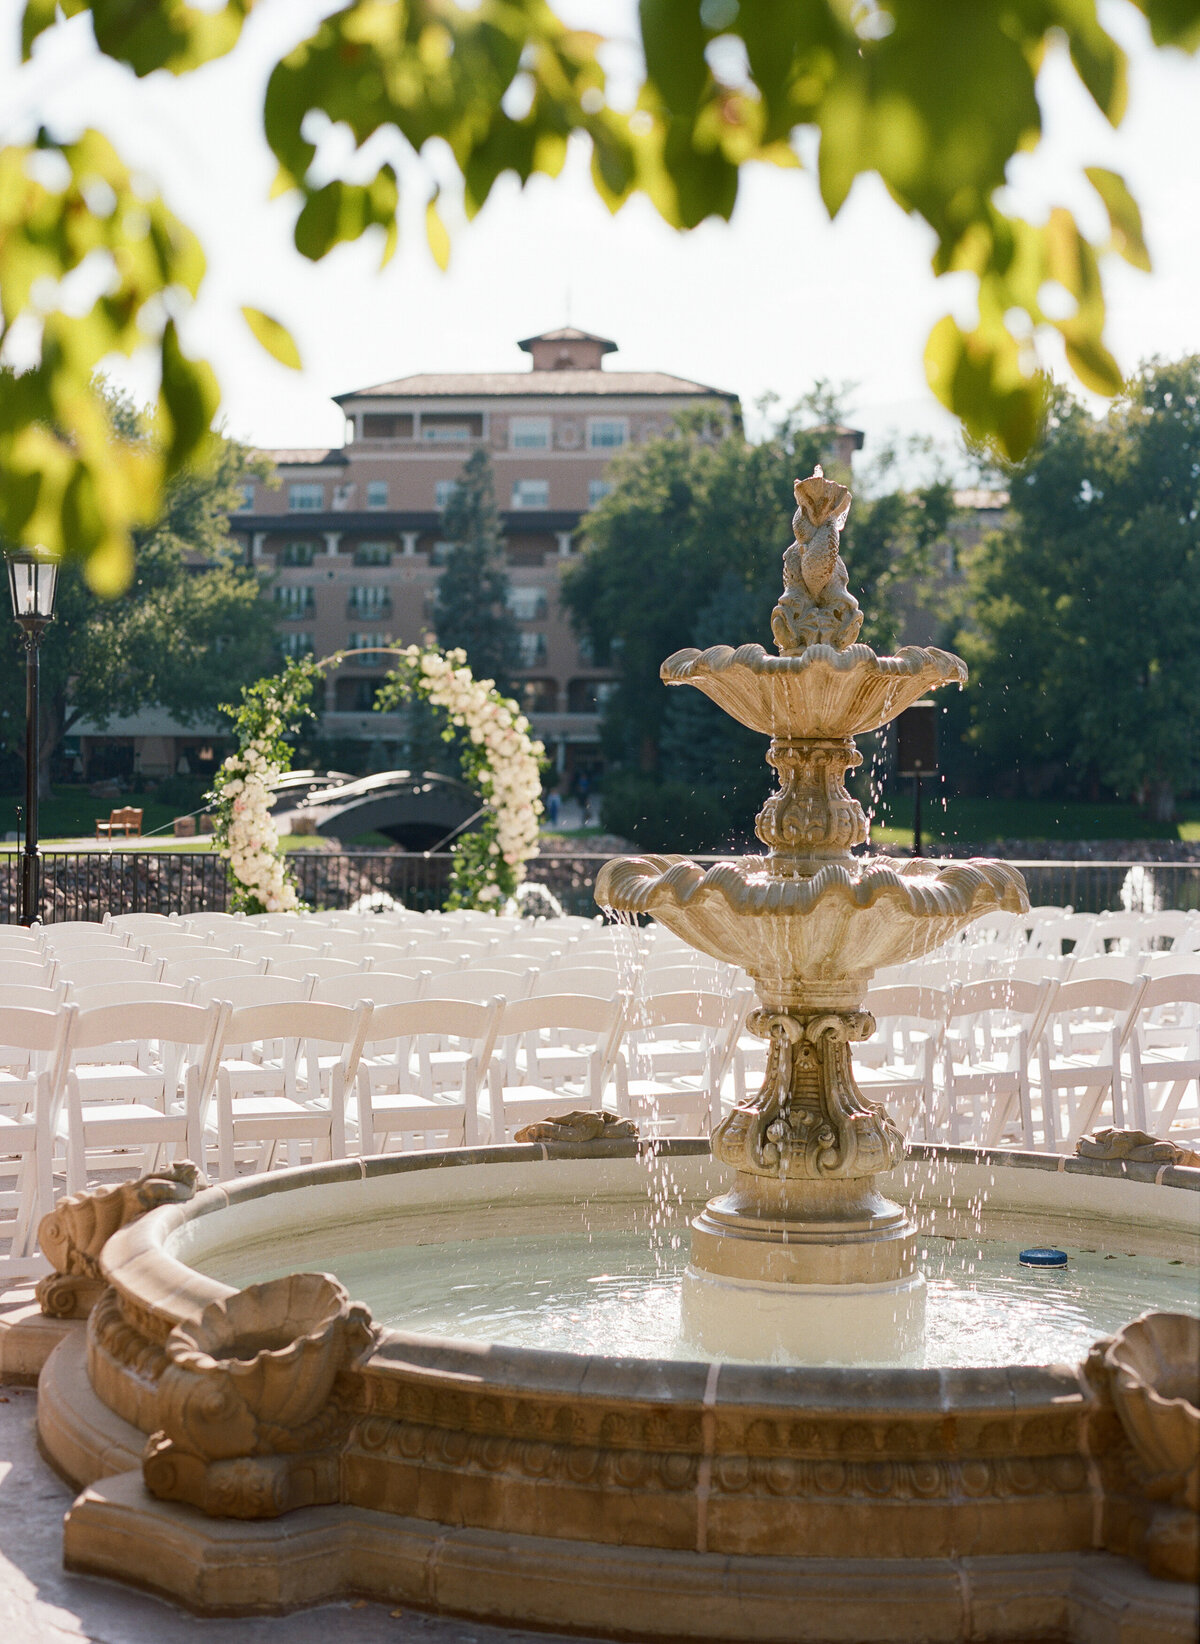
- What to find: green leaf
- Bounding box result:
[241,307,302,369]
[1131,0,1200,50]
[640,0,708,119]
[425,192,451,272]
[158,318,219,478]
[1085,166,1152,271]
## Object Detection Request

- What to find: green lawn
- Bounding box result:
[0,785,197,843]
[867,795,1200,848]
[0,785,340,852]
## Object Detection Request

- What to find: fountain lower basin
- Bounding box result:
[39,1140,1200,1638]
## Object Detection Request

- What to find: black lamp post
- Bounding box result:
[5,547,59,925]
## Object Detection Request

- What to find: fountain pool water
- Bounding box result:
[194,1211,1197,1371]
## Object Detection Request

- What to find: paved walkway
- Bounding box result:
[0,1386,589,1644]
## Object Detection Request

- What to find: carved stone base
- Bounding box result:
[683,1172,925,1363]
[63,1471,1200,1639]
[143,1433,342,1520]
[680,1265,926,1366]
[689,1172,920,1287]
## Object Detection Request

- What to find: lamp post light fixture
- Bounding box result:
[5,547,59,925]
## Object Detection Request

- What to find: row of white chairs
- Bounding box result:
[857,966,1200,1153]
[0,973,750,1279]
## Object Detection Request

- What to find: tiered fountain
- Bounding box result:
[16,473,1197,1640]
[597,468,1027,1361]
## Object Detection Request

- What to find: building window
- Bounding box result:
[588,418,626,450]
[516,632,548,667]
[517,678,557,713]
[347,632,390,664]
[430,540,454,566]
[511,479,549,510]
[279,541,316,566]
[335,676,385,712]
[507,586,548,621]
[366,481,388,509]
[275,585,316,617]
[354,540,392,567]
[235,482,255,511]
[278,632,314,659]
[347,585,392,617]
[510,416,550,450]
[421,414,476,442]
[435,481,460,510]
[588,479,613,508]
[288,482,324,511]
[362,413,413,439]
[567,678,617,713]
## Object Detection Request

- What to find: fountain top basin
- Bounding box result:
[661,641,966,739]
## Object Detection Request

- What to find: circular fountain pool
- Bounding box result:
[194,1217,1199,1370]
[45,1139,1199,1640]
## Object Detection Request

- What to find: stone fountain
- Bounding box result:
[596,469,1028,1362]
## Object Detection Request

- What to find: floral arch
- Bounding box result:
[209,646,545,914]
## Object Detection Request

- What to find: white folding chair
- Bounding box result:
[353,997,502,1154]
[2,982,65,1011]
[192,974,316,1008]
[427,966,538,1003]
[359,948,458,978]
[530,965,623,998]
[1036,974,1146,1148]
[936,978,1056,1148]
[0,1003,76,1272]
[0,956,57,988]
[1127,972,1200,1139]
[265,954,370,982]
[484,993,626,1143]
[57,1000,229,1190]
[67,979,197,1010]
[854,986,949,1142]
[207,1000,371,1178]
[53,955,166,990]
[160,952,268,986]
[105,912,180,938]
[614,990,747,1136]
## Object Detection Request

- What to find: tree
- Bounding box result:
[0,385,279,796]
[562,406,952,794]
[957,357,1200,820]
[4,3,1199,590]
[433,449,521,694]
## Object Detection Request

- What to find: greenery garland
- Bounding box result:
[209,646,544,914]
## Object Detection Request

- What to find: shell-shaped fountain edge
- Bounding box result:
[660,642,967,738]
[595,853,1030,922]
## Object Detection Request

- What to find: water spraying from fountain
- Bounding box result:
[596,469,1028,1362]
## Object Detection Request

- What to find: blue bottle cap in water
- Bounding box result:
[1019,1247,1068,1268]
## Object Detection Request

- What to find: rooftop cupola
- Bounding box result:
[517,326,618,372]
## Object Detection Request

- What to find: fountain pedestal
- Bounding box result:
[681,982,925,1362]
[596,468,1028,1366]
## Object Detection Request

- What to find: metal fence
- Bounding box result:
[2,848,1198,924]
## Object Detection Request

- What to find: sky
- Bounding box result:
[3,0,1200,475]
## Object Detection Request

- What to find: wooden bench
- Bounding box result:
[95,806,143,840]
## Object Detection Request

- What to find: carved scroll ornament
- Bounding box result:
[712,1008,903,1182]
[36,1161,203,1319]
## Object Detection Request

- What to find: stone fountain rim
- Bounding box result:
[661,640,968,685]
[98,1139,1198,1412]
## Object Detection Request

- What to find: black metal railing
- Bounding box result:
[2,850,1198,924]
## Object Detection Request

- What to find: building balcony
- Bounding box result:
[346,597,393,619]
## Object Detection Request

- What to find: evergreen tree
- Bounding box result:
[433,450,521,694]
